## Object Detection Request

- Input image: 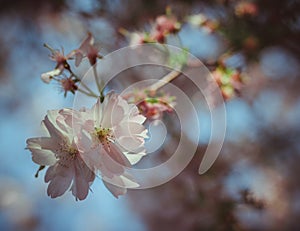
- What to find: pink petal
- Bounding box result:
[71,159,95,200]
[75,51,84,67]
[102,144,129,176]
[26,137,58,150]
[46,164,74,198]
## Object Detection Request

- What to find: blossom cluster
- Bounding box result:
[26,28,183,200]
[41,33,101,97]
[27,93,148,200]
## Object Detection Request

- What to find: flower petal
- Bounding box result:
[31,149,57,166]
[123,151,146,165]
[114,122,148,139]
[71,159,95,200]
[102,181,126,198]
[46,164,74,198]
[41,69,61,83]
[26,137,58,150]
[101,144,130,176]
[116,136,145,152]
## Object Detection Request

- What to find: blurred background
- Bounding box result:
[0,0,299,230]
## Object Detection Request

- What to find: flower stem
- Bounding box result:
[93,64,103,95]
[77,88,98,98]
[68,69,98,97]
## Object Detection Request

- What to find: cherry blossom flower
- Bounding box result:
[74,32,102,66]
[75,92,148,198]
[26,110,95,201]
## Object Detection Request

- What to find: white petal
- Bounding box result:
[116,136,145,152]
[100,94,118,127]
[123,151,146,165]
[91,98,103,127]
[30,149,57,166]
[128,105,146,124]
[43,111,61,138]
[26,137,58,151]
[114,122,147,138]
[26,137,57,165]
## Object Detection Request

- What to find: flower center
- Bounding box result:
[56,141,79,167]
[67,147,79,159]
[94,127,115,150]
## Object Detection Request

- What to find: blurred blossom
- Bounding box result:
[123,89,176,121]
[187,13,219,33]
[235,1,258,17]
[211,65,244,100]
[128,32,148,46]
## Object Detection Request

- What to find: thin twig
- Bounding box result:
[148,69,181,93]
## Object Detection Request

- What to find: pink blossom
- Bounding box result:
[26,110,95,201]
[75,92,148,198]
